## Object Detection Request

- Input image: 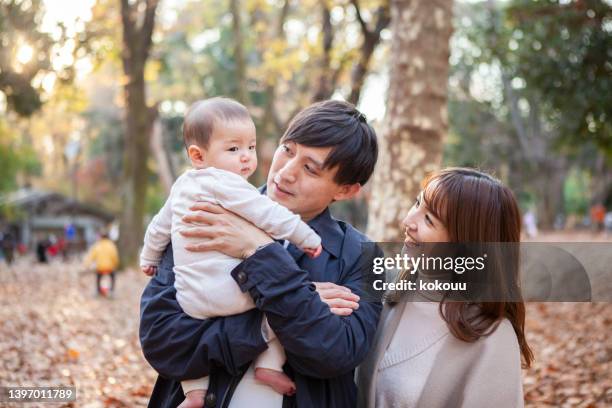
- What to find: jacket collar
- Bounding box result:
[306,207,343,258]
[259,184,344,258]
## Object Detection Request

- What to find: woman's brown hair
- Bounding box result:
[403,167,533,368]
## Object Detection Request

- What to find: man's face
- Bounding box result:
[266,141,357,220]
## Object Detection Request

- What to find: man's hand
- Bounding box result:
[314,282,360,316]
[180,201,273,259]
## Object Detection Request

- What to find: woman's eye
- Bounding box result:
[415,197,420,207]
[282,144,295,156]
[304,164,316,174]
[425,215,433,226]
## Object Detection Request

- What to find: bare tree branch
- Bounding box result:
[262,0,291,136]
[348,0,390,105]
[141,0,159,59]
[230,0,248,105]
[312,3,334,101]
[350,0,370,36]
[120,0,134,71]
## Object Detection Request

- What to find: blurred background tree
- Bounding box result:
[367,0,453,241]
[445,0,611,228]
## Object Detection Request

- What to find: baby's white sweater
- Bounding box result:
[140,167,321,319]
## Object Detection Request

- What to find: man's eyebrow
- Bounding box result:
[305,155,324,169]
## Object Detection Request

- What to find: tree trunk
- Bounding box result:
[367,0,453,241]
[312,4,334,102]
[118,0,159,266]
[590,153,612,205]
[536,160,567,230]
[149,115,176,194]
[230,0,248,105]
[348,0,390,105]
[261,0,290,138]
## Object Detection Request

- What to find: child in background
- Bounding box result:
[84,232,119,296]
[140,97,321,408]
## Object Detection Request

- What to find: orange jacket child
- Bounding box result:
[85,238,119,274]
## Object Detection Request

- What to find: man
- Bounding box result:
[140,100,381,407]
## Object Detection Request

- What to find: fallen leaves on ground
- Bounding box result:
[0,232,611,407]
[0,257,156,407]
[523,302,611,407]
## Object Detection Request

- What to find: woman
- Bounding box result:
[357,167,533,408]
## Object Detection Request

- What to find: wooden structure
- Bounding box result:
[0,189,115,250]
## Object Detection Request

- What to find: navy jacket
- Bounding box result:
[139,207,382,407]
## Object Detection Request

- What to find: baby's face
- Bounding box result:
[200,119,257,178]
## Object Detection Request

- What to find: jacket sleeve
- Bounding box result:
[231,242,383,379]
[139,244,268,381]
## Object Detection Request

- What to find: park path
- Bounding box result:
[0,232,610,407]
[0,259,156,407]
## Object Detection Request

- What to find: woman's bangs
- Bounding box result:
[421,175,448,224]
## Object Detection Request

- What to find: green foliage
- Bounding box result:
[564,168,590,215]
[506,0,612,156]
[145,175,166,216]
[0,120,41,194]
[445,99,513,169]
[83,109,124,183]
[447,0,611,222]
[0,0,57,116]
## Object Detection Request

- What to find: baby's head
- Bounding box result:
[183,97,257,178]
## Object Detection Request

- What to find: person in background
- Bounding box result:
[1,230,16,265]
[64,223,77,258]
[523,208,538,239]
[84,231,120,296]
[590,203,606,233]
[36,236,50,263]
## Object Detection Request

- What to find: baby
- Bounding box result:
[140,97,322,408]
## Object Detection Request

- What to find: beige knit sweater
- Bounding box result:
[357,300,524,408]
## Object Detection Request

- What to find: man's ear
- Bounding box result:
[187,144,205,166]
[333,183,361,202]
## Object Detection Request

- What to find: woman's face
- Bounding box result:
[401,188,450,246]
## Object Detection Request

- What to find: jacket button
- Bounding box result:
[237,271,247,284]
[205,392,216,407]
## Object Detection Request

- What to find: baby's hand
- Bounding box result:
[303,245,323,259]
[141,265,157,276]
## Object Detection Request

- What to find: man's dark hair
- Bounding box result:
[183,97,252,148]
[281,100,378,186]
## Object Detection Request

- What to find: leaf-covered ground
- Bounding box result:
[0,260,156,407]
[0,233,610,407]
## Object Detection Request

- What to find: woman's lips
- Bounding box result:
[404,232,419,247]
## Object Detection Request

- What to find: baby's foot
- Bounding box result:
[303,245,322,258]
[255,367,296,396]
[178,389,205,408]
